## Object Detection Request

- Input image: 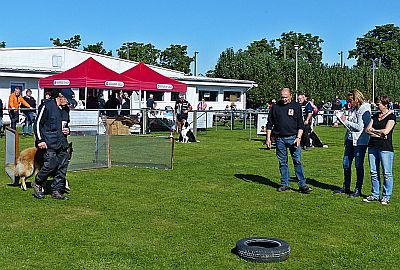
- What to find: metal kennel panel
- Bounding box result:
[110,135,174,170]
[5,127,18,183]
[67,132,109,171]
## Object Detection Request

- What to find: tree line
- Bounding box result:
[209,24,400,108]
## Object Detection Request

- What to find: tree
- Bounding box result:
[0,41,5,48]
[275,31,324,63]
[159,44,193,74]
[349,24,400,69]
[246,38,276,56]
[83,42,112,56]
[116,42,160,65]
[50,35,81,49]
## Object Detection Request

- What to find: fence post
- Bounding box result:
[193,111,197,138]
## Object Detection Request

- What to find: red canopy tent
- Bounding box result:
[121,62,187,92]
[39,57,140,90]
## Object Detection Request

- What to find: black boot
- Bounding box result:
[52,191,69,200]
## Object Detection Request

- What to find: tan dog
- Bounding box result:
[15,143,73,191]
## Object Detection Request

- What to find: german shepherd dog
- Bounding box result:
[15,142,73,191]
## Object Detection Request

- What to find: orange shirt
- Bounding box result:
[8,92,30,112]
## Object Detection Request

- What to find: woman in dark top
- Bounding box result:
[364,96,396,205]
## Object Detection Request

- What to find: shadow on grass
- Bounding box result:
[288,177,341,192]
[234,174,280,189]
[306,178,341,192]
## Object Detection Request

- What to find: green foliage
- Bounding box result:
[212,28,400,108]
[349,24,400,69]
[83,41,112,56]
[0,41,5,48]
[247,38,276,56]
[1,127,400,269]
[159,44,193,74]
[276,31,324,63]
[50,35,81,49]
[116,42,160,65]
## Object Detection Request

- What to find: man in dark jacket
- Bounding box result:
[32,89,74,200]
[266,88,312,193]
[21,89,37,136]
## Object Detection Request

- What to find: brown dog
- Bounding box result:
[15,143,73,191]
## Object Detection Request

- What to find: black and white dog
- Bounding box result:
[180,122,190,143]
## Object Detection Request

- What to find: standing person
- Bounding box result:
[146,94,156,110]
[120,92,130,116]
[21,89,36,136]
[197,98,207,111]
[335,89,371,197]
[297,94,313,150]
[266,87,312,193]
[8,87,32,130]
[364,96,396,205]
[32,89,74,200]
[104,92,120,117]
[41,91,52,104]
[175,94,192,133]
[0,97,3,137]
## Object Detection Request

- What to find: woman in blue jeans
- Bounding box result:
[335,90,371,197]
[364,96,396,205]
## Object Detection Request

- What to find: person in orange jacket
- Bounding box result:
[8,87,32,130]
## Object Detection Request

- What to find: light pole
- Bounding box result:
[194,51,199,76]
[338,51,343,67]
[294,45,303,100]
[126,43,130,60]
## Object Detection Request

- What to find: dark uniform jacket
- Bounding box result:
[34,99,69,151]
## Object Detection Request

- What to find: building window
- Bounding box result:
[52,55,62,67]
[198,90,218,102]
[142,91,164,101]
[10,82,26,93]
[171,92,183,101]
[223,91,241,102]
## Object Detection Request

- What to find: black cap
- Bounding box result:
[60,89,75,104]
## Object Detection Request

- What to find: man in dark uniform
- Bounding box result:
[175,94,192,134]
[297,94,313,150]
[32,89,74,200]
[266,88,312,193]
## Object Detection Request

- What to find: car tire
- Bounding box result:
[235,237,290,263]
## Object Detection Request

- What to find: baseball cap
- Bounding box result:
[60,89,75,104]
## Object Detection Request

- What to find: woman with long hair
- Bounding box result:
[335,89,371,197]
[364,96,396,205]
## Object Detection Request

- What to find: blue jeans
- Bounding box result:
[368,147,394,200]
[275,135,306,187]
[22,111,35,135]
[343,139,367,192]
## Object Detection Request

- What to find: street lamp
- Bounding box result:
[338,51,343,67]
[294,45,303,100]
[194,51,199,76]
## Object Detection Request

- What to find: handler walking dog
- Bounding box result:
[32,89,74,200]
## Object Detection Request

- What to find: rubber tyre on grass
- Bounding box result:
[235,237,290,263]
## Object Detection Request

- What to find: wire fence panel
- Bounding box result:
[110,135,174,169]
[68,133,109,171]
[5,127,18,183]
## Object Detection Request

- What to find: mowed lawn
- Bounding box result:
[0,125,399,270]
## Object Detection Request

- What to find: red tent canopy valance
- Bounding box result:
[39,57,140,90]
[121,62,187,92]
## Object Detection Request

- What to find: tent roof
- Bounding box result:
[39,57,140,90]
[121,62,187,92]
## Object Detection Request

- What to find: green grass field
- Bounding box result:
[1,126,399,269]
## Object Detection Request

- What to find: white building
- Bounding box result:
[0,47,256,111]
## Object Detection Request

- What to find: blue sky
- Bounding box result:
[1,0,399,74]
